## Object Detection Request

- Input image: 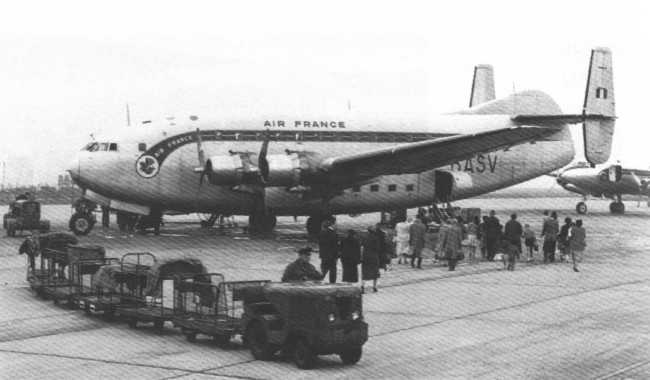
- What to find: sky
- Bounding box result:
[0,0,648,186]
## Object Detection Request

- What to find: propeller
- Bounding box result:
[258,130,270,183]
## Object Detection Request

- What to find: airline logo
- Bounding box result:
[136,155,160,178]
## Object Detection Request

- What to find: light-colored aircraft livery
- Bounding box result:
[68,48,616,235]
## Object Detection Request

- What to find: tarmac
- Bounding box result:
[1,197,649,379]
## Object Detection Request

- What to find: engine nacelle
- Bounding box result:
[204,154,259,185]
[264,153,302,187]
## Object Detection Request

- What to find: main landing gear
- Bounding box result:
[248,213,276,234]
[576,202,588,215]
[609,200,625,214]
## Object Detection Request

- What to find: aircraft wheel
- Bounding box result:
[609,201,625,214]
[306,216,322,236]
[576,202,587,214]
[248,214,276,234]
[70,213,93,236]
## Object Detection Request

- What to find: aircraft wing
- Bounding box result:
[320,126,553,185]
[511,114,615,126]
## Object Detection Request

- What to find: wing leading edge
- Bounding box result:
[320,125,555,186]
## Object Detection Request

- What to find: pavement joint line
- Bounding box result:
[593,358,650,380]
[0,348,263,380]
[370,277,649,338]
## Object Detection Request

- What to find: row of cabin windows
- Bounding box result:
[136,131,448,151]
[352,184,415,193]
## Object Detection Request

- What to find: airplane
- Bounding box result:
[554,162,650,214]
[66,47,616,236]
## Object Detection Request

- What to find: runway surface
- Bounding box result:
[1,197,649,379]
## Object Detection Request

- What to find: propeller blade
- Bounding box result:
[258,132,270,183]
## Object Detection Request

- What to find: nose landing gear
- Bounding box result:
[69,198,97,236]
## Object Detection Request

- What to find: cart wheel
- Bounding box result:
[127,318,138,328]
[153,320,164,331]
[213,334,230,347]
[103,309,115,322]
[186,332,197,343]
[246,322,275,361]
[293,338,316,369]
[339,346,363,365]
[84,306,91,315]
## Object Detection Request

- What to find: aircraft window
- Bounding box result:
[596,87,608,99]
[138,143,147,152]
[109,143,118,151]
[352,185,361,192]
[97,143,109,151]
[83,142,99,151]
[406,184,415,192]
[370,184,379,192]
[388,184,397,192]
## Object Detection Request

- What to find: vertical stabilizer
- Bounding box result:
[469,64,495,107]
[583,47,615,166]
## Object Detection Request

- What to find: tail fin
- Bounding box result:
[469,64,496,107]
[583,47,615,166]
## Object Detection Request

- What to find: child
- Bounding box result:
[523,224,536,262]
[503,240,518,271]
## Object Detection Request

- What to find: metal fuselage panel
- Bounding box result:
[74,117,574,215]
[559,168,648,198]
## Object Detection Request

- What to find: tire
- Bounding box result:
[246,322,275,361]
[306,216,322,236]
[153,319,164,331]
[103,309,115,322]
[213,334,230,346]
[576,202,587,215]
[293,338,316,369]
[339,347,363,365]
[127,318,138,329]
[70,213,93,236]
[609,202,625,214]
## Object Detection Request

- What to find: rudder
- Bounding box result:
[469,64,496,107]
[583,47,615,166]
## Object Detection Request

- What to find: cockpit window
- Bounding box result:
[82,142,118,152]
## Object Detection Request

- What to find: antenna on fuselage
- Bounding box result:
[126,103,131,127]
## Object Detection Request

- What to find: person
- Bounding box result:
[503,240,518,271]
[281,247,323,282]
[485,210,501,261]
[318,218,339,283]
[557,217,573,262]
[568,219,586,272]
[409,216,427,268]
[375,224,393,271]
[361,226,382,293]
[466,216,480,262]
[523,224,537,261]
[541,211,560,263]
[101,205,110,228]
[441,218,463,271]
[340,230,361,283]
[19,233,39,271]
[478,215,488,259]
[394,217,412,264]
[504,213,523,259]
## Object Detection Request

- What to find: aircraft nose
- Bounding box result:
[67,154,80,184]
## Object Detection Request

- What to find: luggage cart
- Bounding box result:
[115,253,206,332]
[172,276,270,345]
[80,252,156,320]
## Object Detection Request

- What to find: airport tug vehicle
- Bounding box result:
[241,282,368,369]
[4,199,50,237]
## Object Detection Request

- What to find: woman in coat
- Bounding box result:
[340,229,361,283]
[569,219,586,272]
[361,226,381,292]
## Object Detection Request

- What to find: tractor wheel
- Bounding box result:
[339,346,363,365]
[153,319,164,331]
[246,322,275,361]
[70,213,93,236]
[293,338,316,369]
[213,334,230,347]
[127,318,138,329]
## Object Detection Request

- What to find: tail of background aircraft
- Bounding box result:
[583,47,615,166]
[469,64,496,107]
